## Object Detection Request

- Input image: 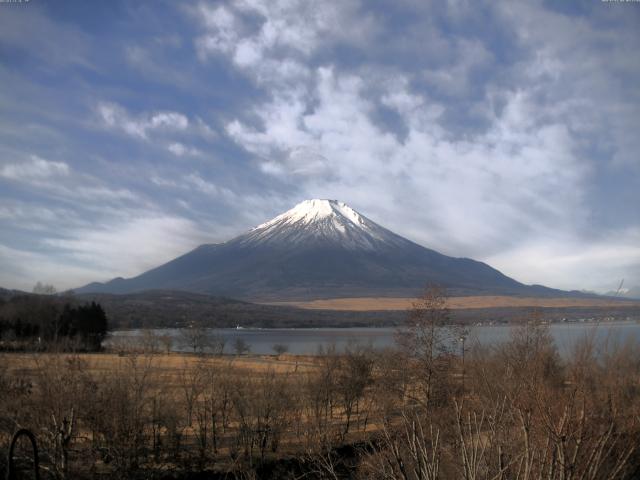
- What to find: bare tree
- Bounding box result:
[272,343,288,358]
[336,344,374,436]
[498,314,563,401]
[159,334,173,354]
[180,325,211,354]
[140,329,161,354]
[179,359,206,426]
[304,344,341,450]
[234,338,251,356]
[33,282,57,295]
[361,410,441,480]
[395,285,455,406]
[49,408,75,479]
[210,333,226,356]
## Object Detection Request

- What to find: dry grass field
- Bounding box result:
[1,351,318,379]
[267,295,640,311]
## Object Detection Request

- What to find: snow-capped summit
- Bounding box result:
[241,199,406,250]
[254,199,364,229]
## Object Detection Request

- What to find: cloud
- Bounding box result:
[423,38,494,98]
[168,142,202,157]
[0,155,69,180]
[150,175,179,188]
[0,201,86,233]
[149,172,236,201]
[43,216,208,278]
[195,2,308,60]
[0,214,211,290]
[183,173,236,201]
[149,112,189,130]
[96,102,214,158]
[496,1,640,169]
[486,228,640,292]
[97,102,189,139]
[259,147,333,177]
[193,0,376,86]
[0,244,105,292]
[72,185,139,203]
[0,152,141,212]
[195,4,238,58]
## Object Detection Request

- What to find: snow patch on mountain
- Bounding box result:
[253,199,362,229]
[239,199,409,250]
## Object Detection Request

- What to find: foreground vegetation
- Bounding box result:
[1,290,639,479]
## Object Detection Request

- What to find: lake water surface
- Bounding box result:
[109,321,640,356]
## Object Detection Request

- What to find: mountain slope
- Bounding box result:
[76,199,564,300]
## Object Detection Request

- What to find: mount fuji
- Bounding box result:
[77,199,562,300]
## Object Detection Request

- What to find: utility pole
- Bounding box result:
[459,335,466,395]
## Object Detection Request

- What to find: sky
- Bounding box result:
[0,0,639,294]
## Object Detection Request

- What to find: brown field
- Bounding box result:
[266,295,640,311]
[1,351,318,378]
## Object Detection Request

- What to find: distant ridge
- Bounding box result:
[77,199,578,301]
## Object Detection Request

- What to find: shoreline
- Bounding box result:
[109,317,640,333]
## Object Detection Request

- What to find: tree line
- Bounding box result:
[0,291,108,351]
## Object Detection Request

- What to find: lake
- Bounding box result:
[108,321,640,356]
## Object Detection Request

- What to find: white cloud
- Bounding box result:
[97,102,189,140]
[278,147,333,177]
[72,185,139,202]
[486,228,640,292]
[194,118,218,139]
[0,201,86,233]
[42,216,208,282]
[97,102,148,138]
[96,103,212,158]
[0,155,69,180]
[150,175,179,188]
[0,243,105,292]
[150,112,189,130]
[184,173,236,201]
[497,1,640,169]
[168,143,186,156]
[195,4,238,58]
[194,0,375,86]
[0,215,210,290]
[168,142,202,157]
[423,38,493,97]
[0,152,141,208]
